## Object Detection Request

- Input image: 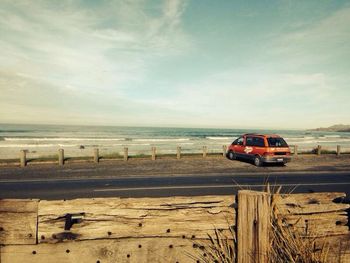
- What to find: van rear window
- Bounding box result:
[267,137,288,147]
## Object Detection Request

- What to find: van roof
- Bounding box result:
[243,133,281,138]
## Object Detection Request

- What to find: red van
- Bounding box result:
[227,133,291,166]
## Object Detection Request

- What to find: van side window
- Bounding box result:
[233,137,243,145]
[246,137,254,146]
[254,137,265,147]
[246,136,265,147]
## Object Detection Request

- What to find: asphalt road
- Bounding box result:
[1,171,350,200]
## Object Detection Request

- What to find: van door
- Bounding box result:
[232,136,245,157]
[245,136,266,160]
[244,136,255,159]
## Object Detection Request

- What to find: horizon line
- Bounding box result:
[0,121,319,131]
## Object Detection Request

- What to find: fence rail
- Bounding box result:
[12,143,349,167]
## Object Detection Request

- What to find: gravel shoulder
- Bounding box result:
[0,155,349,181]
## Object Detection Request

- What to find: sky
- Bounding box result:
[0,0,349,129]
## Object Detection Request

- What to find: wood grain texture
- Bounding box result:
[315,234,350,263]
[273,192,349,237]
[0,199,39,245]
[38,196,235,243]
[0,237,205,263]
[273,192,350,262]
[274,192,349,214]
[237,190,271,263]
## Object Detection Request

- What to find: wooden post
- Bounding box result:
[124,147,128,161]
[20,150,26,167]
[237,190,271,263]
[202,146,207,158]
[151,147,156,161]
[222,145,227,157]
[337,145,341,156]
[317,145,322,155]
[177,146,181,159]
[58,149,64,166]
[93,148,99,163]
[293,145,298,156]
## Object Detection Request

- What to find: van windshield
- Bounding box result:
[267,137,288,147]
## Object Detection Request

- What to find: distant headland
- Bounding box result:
[309,124,350,132]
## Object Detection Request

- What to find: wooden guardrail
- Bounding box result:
[15,144,347,167]
[1,192,349,262]
[0,196,235,263]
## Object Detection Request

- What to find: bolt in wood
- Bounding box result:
[20,150,26,167]
[58,149,64,166]
[177,146,181,159]
[124,147,128,161]
[93,148,99,163]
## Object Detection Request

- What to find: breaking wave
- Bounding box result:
[4,137,125,141]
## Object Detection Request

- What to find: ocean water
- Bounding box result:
[1,124,350,159]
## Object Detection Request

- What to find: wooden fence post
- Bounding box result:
[177,146,181,159]
[337,145,341,156]
[237,190,271,263]
[58,149,64,166]
[222,145,227,157]
[20,150,26,167]
[202,146,207,158]
[151,147,156,161]
[294,145,298,156]
[317,145,322,155]
[93,148,99,163]
[124,147,128,161]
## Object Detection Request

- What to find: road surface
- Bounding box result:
[0,171,349,200]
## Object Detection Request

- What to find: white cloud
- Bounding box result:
[0,1,349,129]
[0,0,191,92]
[0,0,193,125]
[269,6,350,67]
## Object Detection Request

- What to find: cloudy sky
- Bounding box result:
[0,0,349,129]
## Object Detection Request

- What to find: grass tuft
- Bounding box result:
[189,227,236,263]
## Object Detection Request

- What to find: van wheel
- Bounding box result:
[228,151,236,160]
[254,156,262,167]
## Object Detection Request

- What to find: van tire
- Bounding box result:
[254,156,262,167]
[228,151,236,160]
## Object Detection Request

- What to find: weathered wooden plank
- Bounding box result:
[274,192,349,214]
[0,199,39,213]
[0,237,212,263]
[275,192,346,205]
[0,199,39,245]
[273,192,349,238]
[237,190,271,263]
[276,211,349,237]
[38,196,235,243]
[314,234,350,263]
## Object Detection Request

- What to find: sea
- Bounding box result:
[1,124,350,159]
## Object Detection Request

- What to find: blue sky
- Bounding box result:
[0,0,349,129]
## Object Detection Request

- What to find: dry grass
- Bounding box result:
[189,227,236,263]
[269,220,330,263]
[190,184,336,263]
[269,184,331,263]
